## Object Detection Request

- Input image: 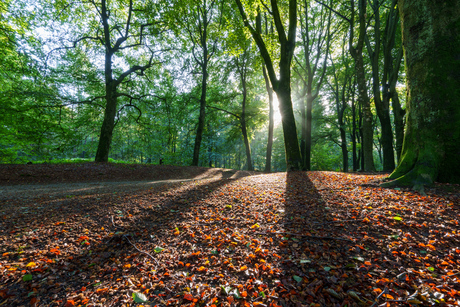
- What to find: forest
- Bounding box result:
[2,0,459,186]
[1,1,460,306]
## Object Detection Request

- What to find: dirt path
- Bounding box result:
[0,169,254,201]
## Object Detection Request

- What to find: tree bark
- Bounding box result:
[366,0,396,172]
[263,66,274,173]
[192,60,207,166]
[349,0,375,172]
[191,1,211,167]
[389,47,405,163]
[239,57,253,171]
[351,88,358,171]
[95,85,117,162]
[382,0,460,187]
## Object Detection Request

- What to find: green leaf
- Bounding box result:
[300,259,311,264]
[259,291,266,298]
[293,275,303,282]
[132,291,149,303]
[324,266,331,272]
[393,216,403,221]
[221,285,232,295]
[22,274,33,281]
[231,289,242,299]
[154,247,164,253]
[211,250,219,255]
[428,267,435,272]
[353,256,365,262]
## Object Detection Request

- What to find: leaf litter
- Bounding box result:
[0,165,459,306]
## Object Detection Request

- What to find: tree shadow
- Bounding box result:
[0,171,256,306]
[279,171,355,306]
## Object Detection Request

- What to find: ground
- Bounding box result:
[0,163,459,306]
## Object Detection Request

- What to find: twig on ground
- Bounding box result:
[370,287,388,307]
[123,234,160,267]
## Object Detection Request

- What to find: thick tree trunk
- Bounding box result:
[383,0,460,187]
[95,86,117,162]
[263,67,274,173]
[192,76,207,166]
[275,79,302,171]
[192,51,208,166]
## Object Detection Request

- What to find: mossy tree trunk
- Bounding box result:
[383,0,460,187]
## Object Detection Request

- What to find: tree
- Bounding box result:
[348,0,375,172]
[294,0,332,170]
[382,0,460,187]
[327,37,354,172]
[235,0,302,171]
[365,0,405,171]
[45,0,163,162]
[170,0,224,166]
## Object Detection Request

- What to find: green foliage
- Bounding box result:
[0,0,411,173]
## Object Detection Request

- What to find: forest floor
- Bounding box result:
[0,163,459,307]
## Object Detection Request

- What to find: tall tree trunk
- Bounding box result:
[297,0,332,170]
[354,54,375,172]
[366,0,396,172]
[276,78,302,170]
[263,66,274,173]
[192,62,207,166]
[304,93,313,170]
[300,97,307,168]
[351,93,357,171]
[340,124,348,172]
[349,0,375,172]
[95,85,117,162]
[241,76,253,171]
[391,86,405,163]
[389,47,405,163]
[383,0,460,187]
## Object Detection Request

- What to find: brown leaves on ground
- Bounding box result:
[0,165,459,306]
